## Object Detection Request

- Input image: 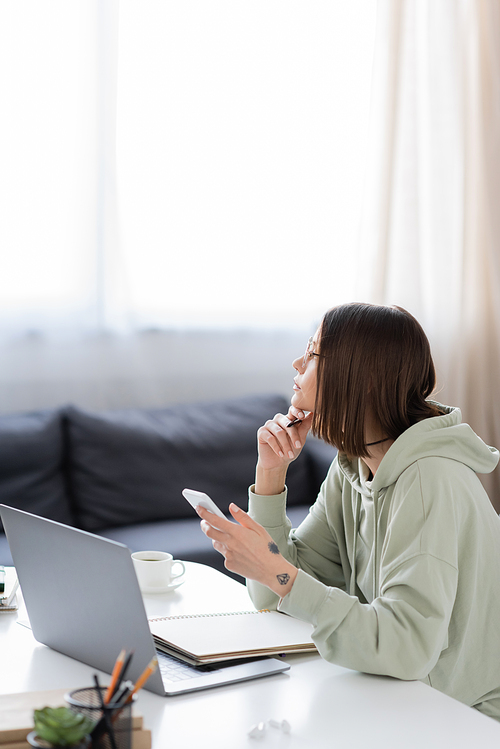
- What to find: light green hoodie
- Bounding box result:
[247,405,500,720]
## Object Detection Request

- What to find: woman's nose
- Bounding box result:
[292,355,303,372]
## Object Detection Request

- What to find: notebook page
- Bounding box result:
[149,610,315,660]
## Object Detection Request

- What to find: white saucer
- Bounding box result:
[141,577,186,594]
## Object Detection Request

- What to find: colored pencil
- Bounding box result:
[110,650,134,700]
[104,648,126,703]
[126,656,159,702]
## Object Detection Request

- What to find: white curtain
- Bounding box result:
[0,1,376,412]
[358,0,500,510]
[0,1,101,332]
[114,0,375,330]
[0,0,375,336]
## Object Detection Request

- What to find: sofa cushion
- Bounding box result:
[98,504,311,583]
[65,394,314,532]
[0,410,72,533]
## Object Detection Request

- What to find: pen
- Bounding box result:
[287,418,302,428]
[104,648,126,703]
[93,674,118,749]
[0,567,4,594]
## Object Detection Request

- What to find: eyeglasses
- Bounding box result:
[302,336,321,368]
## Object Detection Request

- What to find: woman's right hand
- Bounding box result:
[254,408,313,494]
[257,407,313,469]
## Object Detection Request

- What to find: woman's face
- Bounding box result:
[291,328,320,413]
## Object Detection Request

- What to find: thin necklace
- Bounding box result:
[365,437,390,447]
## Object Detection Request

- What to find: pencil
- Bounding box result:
[104,648,126,703]
[126,656,159,702]
[110,650,134,700]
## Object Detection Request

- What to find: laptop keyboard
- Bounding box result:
[157,651,221,683]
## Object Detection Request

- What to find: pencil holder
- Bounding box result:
[65,687,135,749]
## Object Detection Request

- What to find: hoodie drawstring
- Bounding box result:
[373,490,379,598]
[350,490,381,599]
[350,496,361,596]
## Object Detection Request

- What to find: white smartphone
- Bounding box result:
[182,488,226,519]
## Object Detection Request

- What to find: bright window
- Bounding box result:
[0,1,376,333]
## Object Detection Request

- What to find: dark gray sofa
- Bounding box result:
[0,394,336,580]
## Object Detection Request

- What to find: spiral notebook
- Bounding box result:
[149,609,316,665]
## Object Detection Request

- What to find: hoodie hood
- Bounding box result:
[338,404,499,598]
[338,404,499,496]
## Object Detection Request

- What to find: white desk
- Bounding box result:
[1,562,499,748]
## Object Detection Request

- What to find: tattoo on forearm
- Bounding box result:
[277,573,290,585]
[268,542,279,555]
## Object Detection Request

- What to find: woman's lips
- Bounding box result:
[293,381,301,391]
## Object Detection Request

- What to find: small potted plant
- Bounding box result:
[27,706,95,749]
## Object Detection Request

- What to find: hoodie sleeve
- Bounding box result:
[276,460,461,680]
[279,554,458,680]
[246,460,347,612]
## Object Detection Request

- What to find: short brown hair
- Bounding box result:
[312,303,440,458]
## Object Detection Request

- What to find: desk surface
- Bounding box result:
[1,562,499,748]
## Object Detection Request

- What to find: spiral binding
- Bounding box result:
[148,609,270,622]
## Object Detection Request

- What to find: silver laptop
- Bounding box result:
[0,504,289,696]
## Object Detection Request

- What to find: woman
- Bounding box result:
[197,303,500,721]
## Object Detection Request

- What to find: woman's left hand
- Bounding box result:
[196,503,298,598]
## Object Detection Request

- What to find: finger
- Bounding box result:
[284,419,305,448]
[212,539,227,557]
[228,503,263,532]
[287,410,313,441]
[257,427,285,458]
[260,413,295,435]
[287,407,314,422]
[200,519,231,543]
[196,506,232,532]
[274,412,308,451]
[297,410,314,431]
[287,406,306,422]
[257,427,288,458]
[262,420,296,459]
[275,411,295,425]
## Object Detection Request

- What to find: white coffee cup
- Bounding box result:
[131,550,186,593]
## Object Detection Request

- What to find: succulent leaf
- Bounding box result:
[34,707,95,747]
